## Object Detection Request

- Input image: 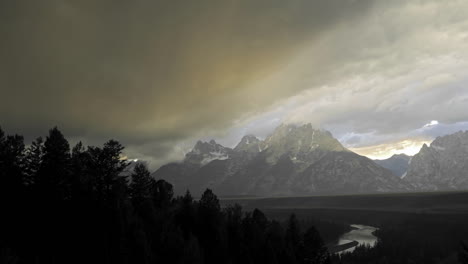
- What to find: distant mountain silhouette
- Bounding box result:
[374,154,411,178]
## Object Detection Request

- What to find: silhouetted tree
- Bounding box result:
[175,190,197,239]
[0,133,25,192]
[151,179,174,208]
[0,129,26,261]
[24,137,43,186]
[37,127,71,201]
[267,221,289,263]
[70,141,91,200]
[225,204,243,262]
[87,139,128,203]
[242,208,270,263]
[200,189,220,212]
[252,208,268,231]
[286,213,302,263]
[102,140,128,200]
[130,163,152,206]
[300,226,329,264]
[198,189,226,264]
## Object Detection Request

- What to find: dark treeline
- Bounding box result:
[0,127,330,264]
[260,210,351,245]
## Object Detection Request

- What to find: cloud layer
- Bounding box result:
[216,0,468,161]
[1,0,468,168]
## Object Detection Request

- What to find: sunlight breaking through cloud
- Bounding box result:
[350,138,432,160]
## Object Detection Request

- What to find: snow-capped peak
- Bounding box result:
[185,140,232,165]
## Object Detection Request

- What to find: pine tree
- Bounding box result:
[70,141,91,200]
[199,189,220,212]
[0,129,26,206]
[87,139,128,203]
[0,132,28,263]
[130,163,152,206]
[286,214,301,249]
[102,140,128,198]
[37,127,71,200]
[0,133,26,195]
[24,137,44,186]
[176,190,197,239]
[151,179,174,209]
[286,213,301,264]
[182,190,193,204]
[198,189,225,264]
[252,208,268,231]
[224,204,243,262]
[300,226,329,264]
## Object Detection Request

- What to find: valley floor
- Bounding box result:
[221,191,468,264]
[220,190,468,214]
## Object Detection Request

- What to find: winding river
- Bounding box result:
[336,224,378,254]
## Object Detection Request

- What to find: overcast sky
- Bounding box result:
[1,0,468,169]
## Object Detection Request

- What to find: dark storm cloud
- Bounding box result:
[11,1,466,166]
[0,0,374,145]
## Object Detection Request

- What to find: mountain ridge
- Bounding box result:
[404,130,468,191]
[152,123,410,196]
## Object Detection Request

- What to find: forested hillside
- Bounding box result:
[0,126,329,264]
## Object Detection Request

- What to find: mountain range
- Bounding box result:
[152,124,411,196]
[151,124,468,196]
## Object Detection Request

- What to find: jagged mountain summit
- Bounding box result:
[185,139,233,165]
[152,124,410,196]
[404,131,468,191]
[234,134,261,154]
[374,154,412,178]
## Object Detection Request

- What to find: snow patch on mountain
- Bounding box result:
[201,151,229,165]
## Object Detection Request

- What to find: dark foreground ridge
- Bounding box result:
[0,126,330,264]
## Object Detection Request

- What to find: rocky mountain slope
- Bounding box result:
[152,124,410,196]
[404,131,468,191]
[374,154,411,178]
